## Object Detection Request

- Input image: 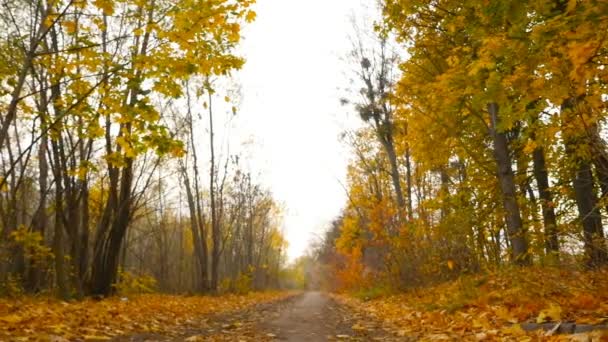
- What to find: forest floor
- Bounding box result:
[334,267,608,341]
[118,291,400,341]
[0,291,293,341]
[0,291,398,341]
[3,268,608,341]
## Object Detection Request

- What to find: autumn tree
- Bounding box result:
[322,0,608,292]
[0,0,288,298]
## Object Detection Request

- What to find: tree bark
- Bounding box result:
[51,140,70,300]
[572,161,607,267]
[90,158,133,295]
[561,99,607,267]
[488,102,529,265]
[180,164,208,292]
[589,126,608,215]
[185,84,209,291]
[531,146,559,257]
[383,135,406,210]
[27,99,49,292]
[405,145,414,221]
[208,91,220,292]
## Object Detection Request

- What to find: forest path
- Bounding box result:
[117,291,401,341]
[261,291,363,341]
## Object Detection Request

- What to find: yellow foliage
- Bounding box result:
[220,273,253,295]
[0,274,24,298]
[0,292,291,340]
[92,0,114,15]
[334,267,608,340]
[10,226,53,263]
[113,269,157,295]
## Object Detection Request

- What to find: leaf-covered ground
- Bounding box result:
[3,269,608,342]
[120,292,400,341]
[0,292,293,341]
[334,267,608,341]
[0,291,399,341]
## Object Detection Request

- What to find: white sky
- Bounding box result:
[229,0,372,261]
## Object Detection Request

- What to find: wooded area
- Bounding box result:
[2,0,608,340]
[2,0,608,296]
[310,0,608,291]
[0,0,286,299]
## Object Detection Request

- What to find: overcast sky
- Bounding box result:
[227,0,373,260]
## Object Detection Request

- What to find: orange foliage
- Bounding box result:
[334,267,608,340]
[335,246,371,292]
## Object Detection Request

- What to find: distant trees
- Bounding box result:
[346,29,408,216]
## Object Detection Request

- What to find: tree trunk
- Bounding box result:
[531,146,559,258]
[405,145,414,221]
[439,167,450,220]
[79,183,90,285]
[208,91,220,292]
[51,142,70,300]
[89,4,155,293]
[589,126,608,215]
[383,135,405,211]
[90,159,133,296]
[561,98,608,267]
[572,161,607,267]
[488,102,529,265]
[181,165,208,292]
[27,119,49,292]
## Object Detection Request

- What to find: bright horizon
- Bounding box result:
[232,0,373,261]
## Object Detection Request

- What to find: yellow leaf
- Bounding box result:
[536,304,561,323]
[93,0,114,15]
[245,10,256,23]
[62,21,77,34]
[523,140,537,155]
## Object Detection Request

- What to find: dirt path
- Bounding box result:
[117,292,401,341]
[261,291,361,341]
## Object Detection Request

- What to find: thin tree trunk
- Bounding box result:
[531,146,559,258]
[439,167,450,220]
[27,111,49,292]
[405,145,414,221]
[208,90,220,292]
[79,182,90,283]
[383,135,405,211]
[180,164,207,292]
[51,142,70,300]
[185,83,208,291]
